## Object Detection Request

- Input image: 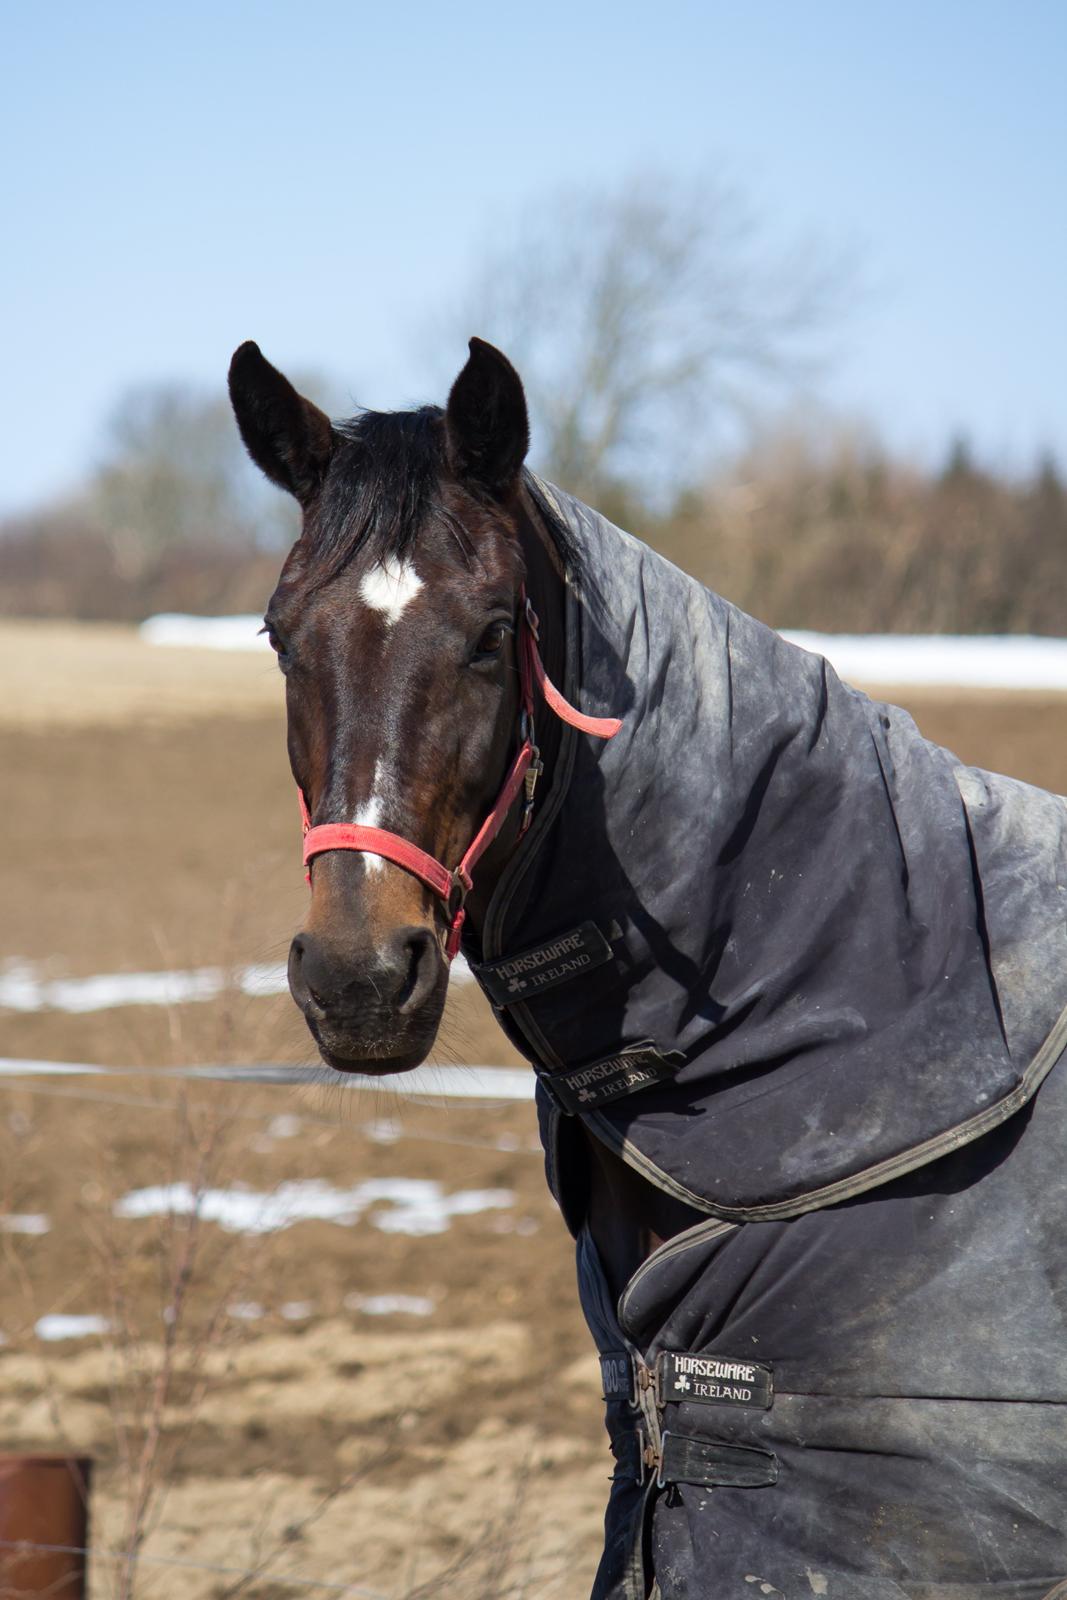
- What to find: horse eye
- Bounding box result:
[261,624,290,669]
[473,620,511,660]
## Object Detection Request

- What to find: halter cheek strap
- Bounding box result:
[299,590,621,960]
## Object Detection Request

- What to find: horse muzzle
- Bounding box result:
[287,926,447,1074]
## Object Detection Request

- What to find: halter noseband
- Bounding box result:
[298,590,621,960]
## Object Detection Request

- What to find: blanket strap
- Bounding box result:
[603,1350,779,1489]
[658,1433,778,1490]
[614,1430,777,1490]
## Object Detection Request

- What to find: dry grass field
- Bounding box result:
[2,619,1066,1597]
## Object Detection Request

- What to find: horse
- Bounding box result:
[229,337,1067,1599]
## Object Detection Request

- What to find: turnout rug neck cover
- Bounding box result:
[470,482,1067,1596]
[475,478,1067,1222]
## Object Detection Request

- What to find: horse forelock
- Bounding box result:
[284,405,581,598]
[299,405,478,589]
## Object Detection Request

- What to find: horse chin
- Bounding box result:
[308,1019,440,1079]
[316,1045,429,1078]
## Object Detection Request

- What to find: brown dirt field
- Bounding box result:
[1,619,284,730]
[3,621,1067,1596]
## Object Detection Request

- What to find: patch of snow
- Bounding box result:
[0,959,290,1015]
[266,1114,303,1140]
[280,1301,314,1321]
[344,1293,435,1317]
[0,1214,51,1235]
[0,953,470,1017]
[139,614,271,651]
[141,614,1067,691]
[366,1179,514,1236]
[114,1177,515,1237]
[227,1301,265,1321]
[35,1314,110,1341]
[362,1118,403,1144]
[489,1215,540,1236]
[782,631,1067,690]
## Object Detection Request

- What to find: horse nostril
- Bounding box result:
[396,927,442,1015]
[288,933,327,1018]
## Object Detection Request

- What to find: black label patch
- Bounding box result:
[540,1042,682,1115]
[475,922,613,1006]
[599,1351,632,1400]
[659,1352,773,1410]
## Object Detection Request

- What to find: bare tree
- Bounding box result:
[89,370,338,559]
[90,385,266,558]
[451,171,853,508]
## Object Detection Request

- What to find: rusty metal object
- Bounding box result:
[0,1454,91,1598]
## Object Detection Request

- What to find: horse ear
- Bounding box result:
[228,341,336,505]
[445,338,529,499]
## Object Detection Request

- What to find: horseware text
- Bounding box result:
[662,1353,775,1409]
[475,922,612,1005]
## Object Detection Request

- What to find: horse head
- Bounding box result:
[229,338,542,1074]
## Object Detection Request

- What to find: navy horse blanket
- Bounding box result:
[468,478,1067,1598]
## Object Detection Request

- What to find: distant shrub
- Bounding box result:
[0,506,279,622]
[655,432,1067,635]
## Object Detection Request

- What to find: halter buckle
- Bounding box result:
[521,746,543,832]
[448,867,473,915]
[444,869,473,961]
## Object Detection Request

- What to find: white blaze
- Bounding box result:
[352,759,387,874]
[351,559,421,876]
[358,556,423,627]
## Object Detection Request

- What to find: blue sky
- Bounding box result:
[4,0,1065,512]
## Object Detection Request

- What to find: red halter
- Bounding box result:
[299,591,621,960]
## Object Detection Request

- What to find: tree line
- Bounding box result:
[2,421,1061,636]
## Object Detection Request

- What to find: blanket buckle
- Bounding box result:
[634,1425,663,1486]
[630,1358,654,1409]
[654,1430,672,1490]
[651,1352,667,1409]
